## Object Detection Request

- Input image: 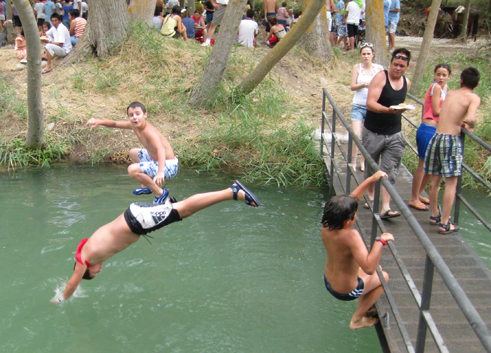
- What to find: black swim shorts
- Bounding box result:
[124,199,182,236]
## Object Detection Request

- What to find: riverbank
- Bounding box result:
[1,25,489,185]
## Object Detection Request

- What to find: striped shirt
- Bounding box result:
[73,17,87,38]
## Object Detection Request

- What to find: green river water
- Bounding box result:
[0,165,383,353]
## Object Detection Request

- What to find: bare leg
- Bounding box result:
[408,158,429,210]
[45,50,53,71]
[203,24,217,43]
[127,163,164,197]
[380,185,396,216]
[129,148,148,190]
[350,268,389,330]
[388,33,395,49]
[173,185,253,219]
[349,36,355,50]
[440,176,458,229]
[429,174,442,221]
[351,120,364,169]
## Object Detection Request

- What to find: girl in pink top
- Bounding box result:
[408,63,451,211]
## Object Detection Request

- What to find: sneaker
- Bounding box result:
[20,59,27,64]
[133,187,152,195]
[201,39,211,46]
[153,189,169,205]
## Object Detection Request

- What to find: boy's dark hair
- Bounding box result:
[73,262,94,280]
[391,48,411,64]
[321,195,358,231]
[127,102,147,114]
[69,8,80,17]
[434,63,451,76]
[51,13,62,21]
[246,9,254,18]
[460,67,480,89]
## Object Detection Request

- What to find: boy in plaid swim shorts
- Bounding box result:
[424,67,481,234]
[86,102,179,205]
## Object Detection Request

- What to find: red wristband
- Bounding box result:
[377,238,388,246]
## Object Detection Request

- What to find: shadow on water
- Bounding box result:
[0,164,382,352]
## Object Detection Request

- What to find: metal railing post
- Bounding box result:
[415,255,435,353]
[346,134,353,193]
[370,180,381,244]
[330,108,336,196]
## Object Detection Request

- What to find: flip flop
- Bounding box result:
[364,199,374,209]
[408,202,429,211]
[231,180,260,207]
[419,196,430,205]
[42,68,52,74]
[380,209,400,219]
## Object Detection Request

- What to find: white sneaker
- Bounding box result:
[20,59,27,64]
[201,39,211,46]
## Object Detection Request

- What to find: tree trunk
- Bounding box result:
[235,0,326,96]
[366,0,388,67]
[458,0,471,41]
[5,0,16,43]
[299,1,331,62]
[63,0,130,64]
[13,0,45,148]
[189,0,248,109]
[410,0,442,95]
[128,0,157,26]
[188,1,196,17]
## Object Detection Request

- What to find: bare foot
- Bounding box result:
[349,317,379,330]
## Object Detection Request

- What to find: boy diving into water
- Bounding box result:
[321,171,394,330]
[52,181,260,303]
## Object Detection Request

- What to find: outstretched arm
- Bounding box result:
[349,171,388,202]
[86,118,132,129]
[51,262,86,303]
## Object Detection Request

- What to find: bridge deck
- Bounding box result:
[323,138,491,352]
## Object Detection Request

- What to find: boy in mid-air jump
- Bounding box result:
[424,67,481,234]
[322,171,394,330]
[52,181,260,303]
[86,102,178,204]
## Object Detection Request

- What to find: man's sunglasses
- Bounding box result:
[393,54,409,61]
[360,42,373,48]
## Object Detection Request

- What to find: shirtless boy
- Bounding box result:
[262,0,278,41]
[52,181,260,303]
[322,171,393,330]
[86,102,178,204]
[424,67,481,234]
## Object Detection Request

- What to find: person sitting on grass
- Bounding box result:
[68,8,86,47]
[266,16,286,48]
[86,102,179,205]
[160,5,187,40]
[322,170,393,330]
[51,181,260,303]
[43,13,72,74]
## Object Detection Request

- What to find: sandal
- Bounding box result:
[380,209,401,219]
[230,180,260,207]
[438,222,460,234]
[429,213,441,225]
[363,199,374,209]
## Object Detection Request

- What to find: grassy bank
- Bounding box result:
[0,23,325,186]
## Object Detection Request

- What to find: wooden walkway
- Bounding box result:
[322,136,491,352]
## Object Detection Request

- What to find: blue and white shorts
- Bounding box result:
[388,21,398,34]
[350,104,367,122]
[138,149,179,179]
[424,133,463,178]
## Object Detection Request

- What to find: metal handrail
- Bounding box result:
[321,88,491,352]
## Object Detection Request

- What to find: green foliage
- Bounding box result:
[0,134,72,169]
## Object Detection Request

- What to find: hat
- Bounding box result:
[181,8,186,13]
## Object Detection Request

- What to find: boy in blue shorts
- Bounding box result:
[86,102,178,204]
[322,170,393,329]
[424,67,481,234]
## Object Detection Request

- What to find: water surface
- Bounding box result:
[0,165,382,353]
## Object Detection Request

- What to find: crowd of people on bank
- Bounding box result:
[3,0,87,73]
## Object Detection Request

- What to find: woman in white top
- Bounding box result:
[349,43,383,171]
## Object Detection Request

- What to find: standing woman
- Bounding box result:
[277,2,289,27]
[349,43,383,171]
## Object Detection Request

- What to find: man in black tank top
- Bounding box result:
[362,48,411,219]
